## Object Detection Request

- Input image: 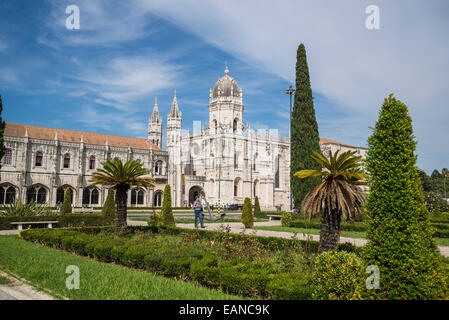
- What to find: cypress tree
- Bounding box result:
[290,44,321,210]
[0,95,5,170]
[254,196,261,217]
[161,184,175,226]
[362,94,448,299]
[102,189,116,225]
[241,197,254,228]
[61,188,72,214]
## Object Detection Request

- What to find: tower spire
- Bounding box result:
[169,90,181,118]
[151,97,160,122]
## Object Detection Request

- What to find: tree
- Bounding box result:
[90,159,154,231]
[362,94,447,299]
[102,189,116,225]
[61,189,72,214]
[0,96,5,171]
[418,169,433,192]
[254,196,261,217]
[290,43,321,210]
[241,197,254,228]
[295,150,366,252]
[161,184,175,227]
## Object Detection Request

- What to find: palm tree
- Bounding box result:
[295,150,366,253]
[89,159,155,230]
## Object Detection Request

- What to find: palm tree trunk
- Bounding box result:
[115,185,128,233]
[318,207,341,253]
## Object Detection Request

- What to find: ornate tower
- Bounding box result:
[167,90,182,206]
[208,66,244,134]
[148,97,162,148]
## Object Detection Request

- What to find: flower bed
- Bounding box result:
[20,225,359,299]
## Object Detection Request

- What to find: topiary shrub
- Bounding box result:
[281,211,293,226]
[312,250,364,300]
[254,196,261,217]
[161,185,175,227]
[362,94,449,299]
[61,189,72,214]
[102,189,116,225]
[241,197,254,228]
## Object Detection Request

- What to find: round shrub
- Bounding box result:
[312,250,364,300]
[281,211,293,227]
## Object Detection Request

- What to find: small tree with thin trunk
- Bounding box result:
[241,197,254,228]
[61,189,72,214]
[161,184,175,227]
[90,159,155,232]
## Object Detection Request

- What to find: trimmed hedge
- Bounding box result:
[20,227,319,299]
[0,214,105,230]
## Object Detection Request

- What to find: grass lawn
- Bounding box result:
[0,235,238,300]
[128,210,241,215]
[254,225,449,246]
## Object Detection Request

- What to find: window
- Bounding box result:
[0,186,16,204]
[155,161,163,175]
[3,149,12,165]
[89,156,96,170]
[82,188,99,206]
[234,152,238,169]
[153,190,163,207]
[56,187,73,204]
[234,178,241,197]
[27,186,47,204]
[233,119,238,133]
[63,154,70,168]
[131,189,145,205]
[35,151,43,167]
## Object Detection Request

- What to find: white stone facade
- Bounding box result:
[1,67,366,210]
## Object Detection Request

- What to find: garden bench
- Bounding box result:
[267,215,282,221]
[11,221,58,231]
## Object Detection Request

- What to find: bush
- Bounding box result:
[61,189,72,214]
[241,197,253,228]
[102,189,116,225]
[424,191,449,214]
[0,200,55,217]
[254,197,261,217]
[281,212,292,227]
[312,251,364,300]
[160,185,175,227]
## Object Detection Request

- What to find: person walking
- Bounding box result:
[192,195,205,228]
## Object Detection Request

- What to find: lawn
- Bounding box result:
[0,235,238,300]
[0,274,12,285]
[254,225,449,246]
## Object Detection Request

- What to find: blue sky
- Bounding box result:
[0,0,448,173]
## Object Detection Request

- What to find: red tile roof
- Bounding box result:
[4,123,160,151]
[320,138,357,149]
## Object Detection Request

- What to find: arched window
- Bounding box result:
[82,188,99,206]
[131,189,137,205]
[37,188,47,204]
[56,187,73,204]
[26,185,47,204]
[253,153,258,171]
[254,179,259,198]
[137,189,144,205]
[63,154,71,168]
[91,189,99,205]
[1,186,16,204]
[35,151,43,167]
[3,149,12,165]
[234,178,241,197]
[153,190,163,207]
[89,156,96,170]
[233,119,238,133]
[155,160,163,175]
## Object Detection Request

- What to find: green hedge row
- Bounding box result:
[20,226,359,299]
[0,214,105,230]
[287,219,449,238]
